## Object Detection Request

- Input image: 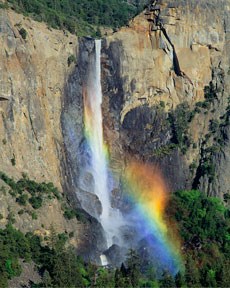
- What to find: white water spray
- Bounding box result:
[84,40,124,253]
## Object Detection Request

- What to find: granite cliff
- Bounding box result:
[101,0,230,199]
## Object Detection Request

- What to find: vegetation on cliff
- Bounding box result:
[0,188,229,287]
[3,0,147,36]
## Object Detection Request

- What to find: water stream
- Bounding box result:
[83,40,124,264]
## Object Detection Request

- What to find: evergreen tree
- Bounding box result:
[126,249,141,287]
[159,271,176,288]
[175,271,186,288]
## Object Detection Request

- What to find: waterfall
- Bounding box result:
[100,254,109,267]
[76,39,181,272]
[83,40,124,255]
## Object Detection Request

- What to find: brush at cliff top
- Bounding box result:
[123,160,183,274]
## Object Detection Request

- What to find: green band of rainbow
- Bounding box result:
[123,160,183,274]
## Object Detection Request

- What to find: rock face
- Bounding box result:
[0,9,77,188]
[0,9,95,254]
[61,38,108,260]
[101,0,230,199]
[0,0,230,263]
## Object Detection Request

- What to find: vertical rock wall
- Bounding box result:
[101,0,230,198]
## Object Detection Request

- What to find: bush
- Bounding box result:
[29,196,42,209]
[67,55,76,66]
[19,27,27,40]
[10,156,16,166]
[204,82,218,102]
[7,212,15,224]
[64,208,75,220]
[0,2,9,9]
[31,212,38,220]
[168,102,192,153]
[16,194,28,206]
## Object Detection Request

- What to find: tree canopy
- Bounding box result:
[5,0,147,36]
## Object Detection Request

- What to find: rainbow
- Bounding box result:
[81,40,182,272]
[123,160,183,274]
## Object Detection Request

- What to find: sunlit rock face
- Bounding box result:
[101,0,230,198]
[0,9,78,188]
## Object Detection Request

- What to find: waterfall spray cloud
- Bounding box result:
[123,160,182,274]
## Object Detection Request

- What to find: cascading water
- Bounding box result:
[81,39,182,273]
[83,40,124,263]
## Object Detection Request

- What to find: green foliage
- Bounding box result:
[6,0,144,36]
[153,144,177,157]
[0,171,61,210]
[29,195,42,209]
[0,2,9,9]
[169,190,228,242]
[159,100,165,108]
[126,249,141,287]
[209,119,219,133]
[7,212,15,225]
[204,82,218,103]
[168,102,193,153]
[63,208,75,220]
[167,190,230,287]
[195,145,218,183]
[199,156,215,182]
[0,225,89,287]
[95,267,115,287]
[10,156,16,166]
[31,212,38,220]
[19,27,27,39]
[159,271,176,288]
[63,206,87,223]
[16,193,28,206]
[220,96,230,126]
[0,188,229,287]
[194,82,218,115]
[67,54,76,66]
[0,225,30,283]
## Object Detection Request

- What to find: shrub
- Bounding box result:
[64,208,75,220]
[31,212,37,220]
[11,156,16,166]
[7,212,15,224]
[209,119,219,133]
[19,27,27,39]
[159,101,165,108]
[67,55,76,66]
[0,2,8,9]
[29,196,42,209]
[204,82,218,102]
[168,102,192,153]
[16,194,28,206]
